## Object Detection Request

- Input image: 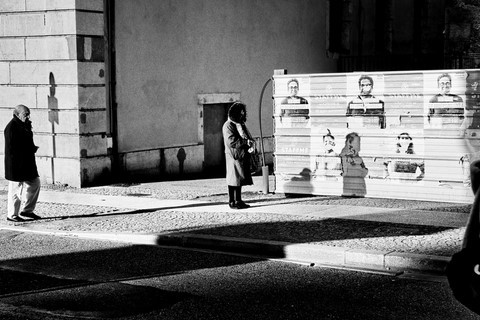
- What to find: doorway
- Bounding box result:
[203,103,231,176]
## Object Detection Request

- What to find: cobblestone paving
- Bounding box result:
[0,198,123,222]
[31,207,463,257]
[0,179,469,257]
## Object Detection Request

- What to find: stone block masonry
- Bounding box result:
[0,0,109,187]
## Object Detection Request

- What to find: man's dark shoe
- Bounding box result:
[20,212,41,220]
[236,201,250,209]
[7,216,25,222]
[229,201,238,209]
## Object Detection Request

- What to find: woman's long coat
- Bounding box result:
[222,120,253,186]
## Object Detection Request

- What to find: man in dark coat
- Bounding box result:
[4,105,41,222]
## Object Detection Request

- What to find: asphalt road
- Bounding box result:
[0,230,478,320]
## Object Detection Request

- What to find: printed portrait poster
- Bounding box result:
[383,72,424,130]
[454,70,480,187]
[310,128,343,182]
[308,73,347,130]
[378,130,425,183]
[465,70,480,130]
[275,77,311,128]
[310,129,369,196]
[423,71,467,130]
[423,71,474,187]
[346,73,386,130]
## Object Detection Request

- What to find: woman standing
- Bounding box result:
[222,102,254,209]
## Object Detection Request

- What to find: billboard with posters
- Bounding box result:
[273,69,480,203]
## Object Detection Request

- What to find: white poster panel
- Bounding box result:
[273,69,480,203]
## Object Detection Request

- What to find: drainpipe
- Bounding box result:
[258,77,272,194]
[104,0,119,181]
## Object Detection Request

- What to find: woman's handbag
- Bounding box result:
[243,125,261,175]
[446,160,480,315]
[249,148,261,175]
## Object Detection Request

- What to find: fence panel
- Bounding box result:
[273,69,480,203]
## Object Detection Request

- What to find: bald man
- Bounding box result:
[4,105,41,222]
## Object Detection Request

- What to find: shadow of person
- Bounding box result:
[177,148,186,175]
[48,72,59,126]
[283,168,314,198]
[48,72,59,183]
[291,168,311,181]
[339,132,368,197]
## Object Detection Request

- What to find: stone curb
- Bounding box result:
[1,227,450,275]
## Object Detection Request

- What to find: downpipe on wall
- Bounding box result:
[258,77,272,194]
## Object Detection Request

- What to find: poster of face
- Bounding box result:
[311,128,342,181]
[310,129,369,196]
[423,72,467,130]
[346,74,386,130]
[465,70,480,129]
[377,131,425,183]
[274,77,311,128]
[383,72,424,129]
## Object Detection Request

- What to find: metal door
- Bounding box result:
[203,103,230,175]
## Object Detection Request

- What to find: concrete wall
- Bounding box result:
[113,0,335,177]
[0,0,108,187]
[0,0,336,186]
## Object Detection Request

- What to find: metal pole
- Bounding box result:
[258,78,272,194]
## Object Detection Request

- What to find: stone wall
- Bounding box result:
[0,0,109,187]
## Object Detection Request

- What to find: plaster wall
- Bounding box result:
[119,145,205,179]
[0,0,336,186]
[114,0,335,154]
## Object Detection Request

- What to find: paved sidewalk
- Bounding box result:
[0,176,472,274]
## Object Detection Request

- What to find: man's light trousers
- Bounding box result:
[7,177,41,219]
